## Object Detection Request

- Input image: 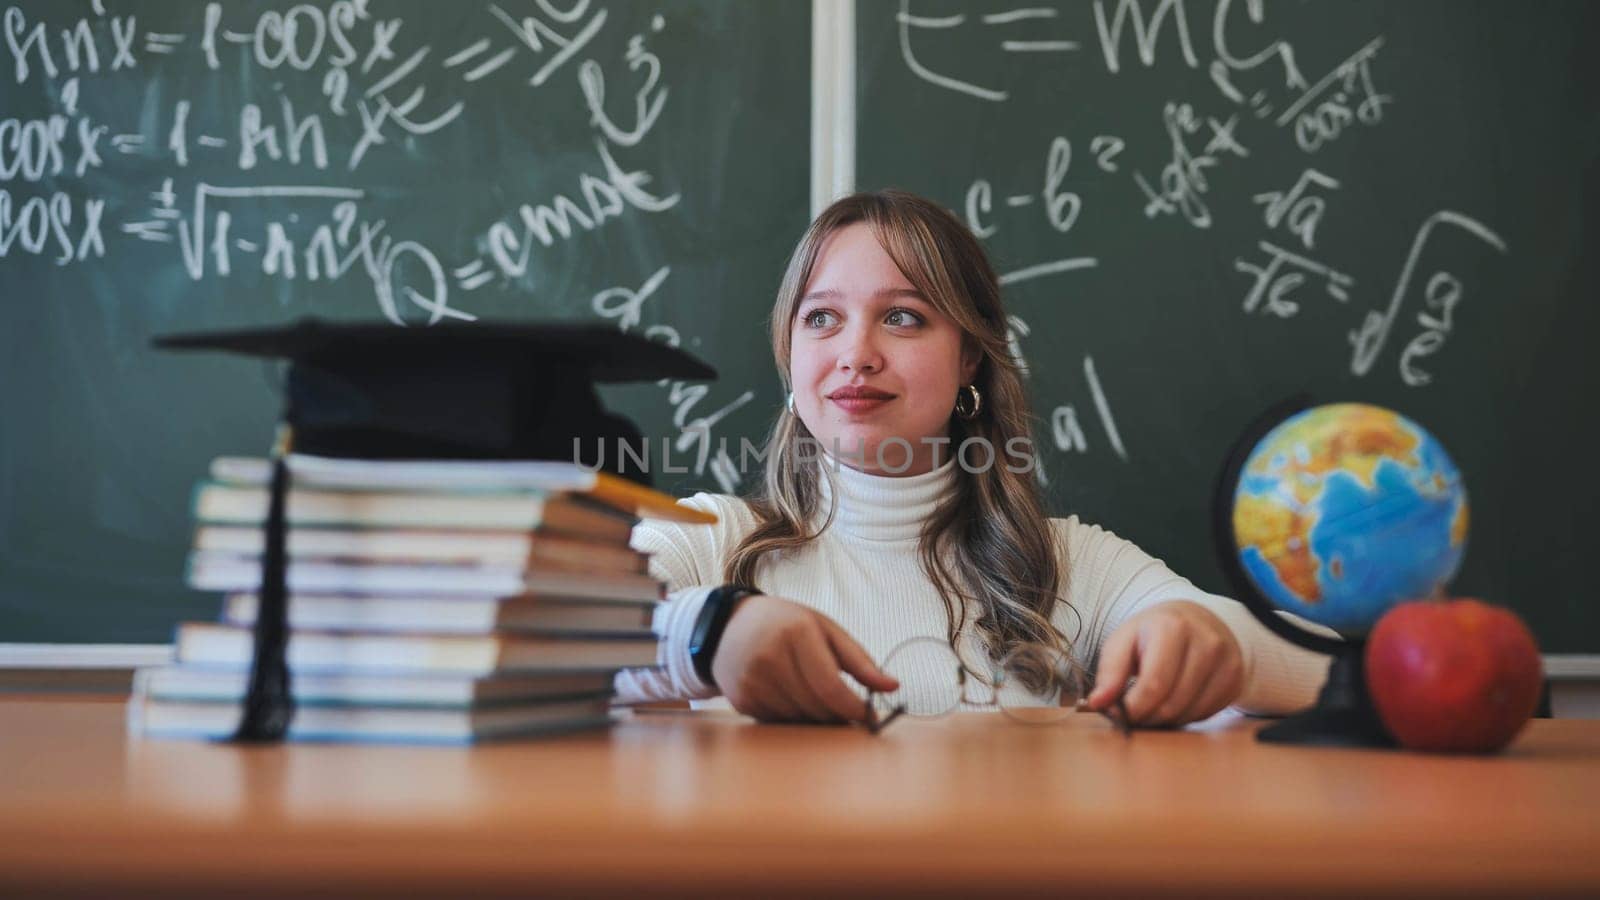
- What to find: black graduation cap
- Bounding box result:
[154,318,718,742]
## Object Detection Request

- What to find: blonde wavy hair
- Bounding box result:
[723,190,1072,682]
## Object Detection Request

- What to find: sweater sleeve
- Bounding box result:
[1054,516,1333,716]
[610,493,752,705]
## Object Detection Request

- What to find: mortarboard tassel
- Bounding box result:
[228,426,296,742]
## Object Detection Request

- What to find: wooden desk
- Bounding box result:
[2,698,1598,898]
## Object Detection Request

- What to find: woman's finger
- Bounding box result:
[820,618,899,693]
[1088,624,1137,710]
[1175,672,1237,726]
[1121,625,1185,724]
[794,628,875,723]
[1176,646,1244,724]
[755,693,805,723]
[1147,635,1211,725]
[784,640,843,723]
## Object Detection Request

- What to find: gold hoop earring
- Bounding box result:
[954,384,982,420]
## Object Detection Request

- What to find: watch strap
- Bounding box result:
[689,584,758,687]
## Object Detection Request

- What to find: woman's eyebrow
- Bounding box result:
[800,287,929,303]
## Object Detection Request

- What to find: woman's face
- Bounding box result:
[789,223,978,476]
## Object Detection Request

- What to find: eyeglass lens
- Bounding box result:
[866,638,1131,736]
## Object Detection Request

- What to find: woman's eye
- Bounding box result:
[885,308,923,327]
[802,310,835,328]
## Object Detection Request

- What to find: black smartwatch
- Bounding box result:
[688,584,759,686]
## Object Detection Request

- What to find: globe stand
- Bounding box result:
[1213,396,1399,750]
[1255,646,1396,748]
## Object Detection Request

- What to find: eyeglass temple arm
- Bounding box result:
[1078,662,1134,737]
[866,699,906,735]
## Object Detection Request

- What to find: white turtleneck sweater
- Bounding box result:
[614,456,1332,715]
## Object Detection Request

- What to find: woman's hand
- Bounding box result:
[1085,600,1246,727]
[711,594,899,724]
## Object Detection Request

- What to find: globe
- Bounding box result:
[1231,403,1468,637]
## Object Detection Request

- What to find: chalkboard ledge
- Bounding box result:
[1546,655,1600,679]
[3,647,1600,706]
[0,644,171,694]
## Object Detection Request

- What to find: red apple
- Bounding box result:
[1365,598,1544,753]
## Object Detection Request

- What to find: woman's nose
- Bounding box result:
[838,327,883,374]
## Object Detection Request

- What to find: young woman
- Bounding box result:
[615,191,1330,726]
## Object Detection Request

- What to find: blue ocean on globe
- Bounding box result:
[1231,404,1468,636]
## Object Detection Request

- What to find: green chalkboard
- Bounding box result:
[1,0,810,642]
[859,0,1600,651]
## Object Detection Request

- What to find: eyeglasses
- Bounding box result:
[864,636,1131,736]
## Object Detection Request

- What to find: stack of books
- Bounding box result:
[128,454,700,744]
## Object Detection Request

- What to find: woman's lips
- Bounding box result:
[830,395,892,414]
